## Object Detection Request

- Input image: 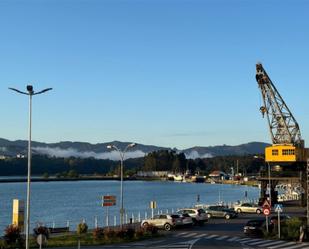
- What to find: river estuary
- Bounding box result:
[0,180,259,232]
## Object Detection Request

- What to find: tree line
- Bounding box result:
[0,150,264,177]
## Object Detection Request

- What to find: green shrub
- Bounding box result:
[93,227,104,240]
[0,240,7,249]
[103,228,116,240]
[143,224,158,235]
[281,217,303,240]
[3,225,24,248]
[134,228,145,239]
[77,222,88,235]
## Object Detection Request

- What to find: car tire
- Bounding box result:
[142,222,149,228]
[256,209,262,214]
[207,213,212,219]
[225,214,230,220]
[164,223,171,231]
[237,209,242,213]
[192,218,198,225]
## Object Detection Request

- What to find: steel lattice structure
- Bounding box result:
[255,63,302,146]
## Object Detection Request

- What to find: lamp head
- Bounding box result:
[27,85,33,93]
[107,145,113,149]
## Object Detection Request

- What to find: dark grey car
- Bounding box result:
[205,205,238,219]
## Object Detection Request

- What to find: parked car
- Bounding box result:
[205,205,238,219]
[177,208,208,225]
[244,219,272,237]
[234,203,262,214]
[141,214,182,231]
[179,213,194,226]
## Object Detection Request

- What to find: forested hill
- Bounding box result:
[0,138,269,160]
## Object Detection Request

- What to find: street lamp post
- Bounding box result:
[9,85,52,249]
[107,143,136,227]
[254,156,272,206]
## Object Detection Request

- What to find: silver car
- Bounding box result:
[234,203,262,214]
[177,208,208,225]
[141,214,182,231]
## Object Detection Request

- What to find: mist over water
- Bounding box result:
[33,147,146,160]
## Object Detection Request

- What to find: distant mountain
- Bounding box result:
[0,138,269,160]
[182,142,270,159]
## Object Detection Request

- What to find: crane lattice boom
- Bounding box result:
[255,63,302,146]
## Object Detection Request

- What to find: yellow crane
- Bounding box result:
[255,63,308,165]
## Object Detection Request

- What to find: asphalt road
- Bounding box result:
[57,203,309,249]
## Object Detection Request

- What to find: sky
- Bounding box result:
[0,0,308,149]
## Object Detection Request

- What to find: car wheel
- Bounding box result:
[256,209,262,214]
[164,223,171,231]
[207,213,212,219]
[225,214,230,220]
[237,209,242,213]
[142,222,149,228]
[192,218,198,225]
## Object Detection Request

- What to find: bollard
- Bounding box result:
[125,214,128,224]
[138,212,141,222]
[95,216,98,228]
[145,211,147,219]
[67,220,70,229]
[52,221,55,228]
[172,208,174,213]
[166,209,169,214]
[114,216,116,227]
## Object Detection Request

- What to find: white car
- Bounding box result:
[234,203,262,214]
[177,208,208,225]
[141,214,182,231]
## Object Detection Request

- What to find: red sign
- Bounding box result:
[102,195,116,207]
[263,208,270,216]
[104,196,116,200]
[262,199,271,208]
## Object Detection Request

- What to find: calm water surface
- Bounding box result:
[0,180,259,232]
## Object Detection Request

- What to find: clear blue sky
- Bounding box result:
[0,0,308,149]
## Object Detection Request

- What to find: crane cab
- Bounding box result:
[265,144,308,163]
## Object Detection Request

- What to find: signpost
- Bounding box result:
[274,204,283,239]
[262,199,271,233]
[150,201,157,218]
[102,195,116,227]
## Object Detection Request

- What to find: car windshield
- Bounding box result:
[198,209,205,214]
[246,220,264,226]
[171,214,180,218]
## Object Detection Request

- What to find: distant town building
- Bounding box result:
[137,171,169,177]
[208,170,228,180]
[16,154,26,159]
[0,155,7,160]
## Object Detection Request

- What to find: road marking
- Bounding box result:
[158,238,200,249]
[237,238,257,243]
[182,232,198,238]
[247,239,273,245]
[215,235,229,240]
[227,236,241,241]
[255,240,287,247]
[193,234,205,238]
[204,234,219,239]
[239,238,262,243]
[281,243,309,249]
[268,241,298,249]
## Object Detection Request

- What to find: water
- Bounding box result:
[0,180,259,233]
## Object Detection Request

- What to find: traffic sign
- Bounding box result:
[102,195,116,207]
[274,204,283,213]
[262,199,271,208]
[263,208,270,216]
